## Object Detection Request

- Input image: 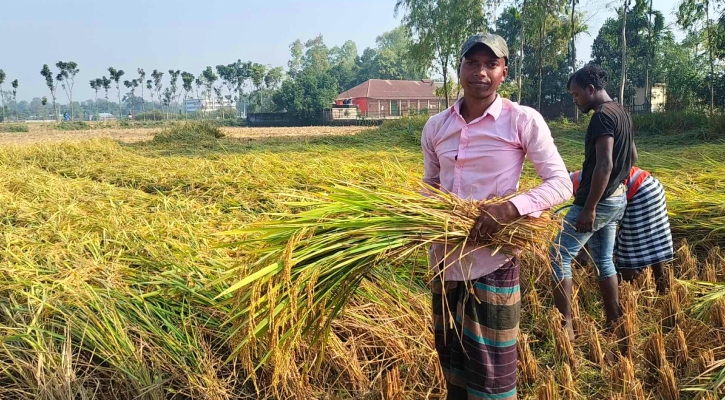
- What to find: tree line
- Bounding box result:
[1,0,723,123]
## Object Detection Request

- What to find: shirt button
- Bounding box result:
[456,164,461,169]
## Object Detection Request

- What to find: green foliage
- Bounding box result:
[56,121,91,131]
[0,124,29,133]
[133,110,165,121]
[395,0,486,106]
[632,112,708,134]
[273,70,339,124]
[591,2,667,100]
[708,114,725,138]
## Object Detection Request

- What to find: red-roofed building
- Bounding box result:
[333,79,446,119]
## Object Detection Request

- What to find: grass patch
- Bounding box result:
[56,121,91,131]
[150,121,225,152]
[0,123,29,133]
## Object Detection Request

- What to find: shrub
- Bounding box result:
[632,112,708,134]
[56,121,91,131]
[151,121,225,149]
[0,124,29,133]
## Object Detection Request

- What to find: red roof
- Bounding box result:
[337,79,441,100]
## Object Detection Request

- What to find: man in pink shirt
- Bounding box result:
[423,33,571,400]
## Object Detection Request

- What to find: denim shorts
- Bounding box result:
[550,191,627,281]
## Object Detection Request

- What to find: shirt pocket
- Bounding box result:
[436,145,459,173]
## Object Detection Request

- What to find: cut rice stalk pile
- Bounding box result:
[216,183,561,383]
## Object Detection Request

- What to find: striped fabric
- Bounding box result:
[432,259,520,400]
[614,175,674,269]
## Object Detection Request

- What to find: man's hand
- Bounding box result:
[469,201,520,242]
[575,207,596,233]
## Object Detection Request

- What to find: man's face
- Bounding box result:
[569,81,594,113]
[459,45,508,100]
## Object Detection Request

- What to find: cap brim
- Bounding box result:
[462,41,506,59]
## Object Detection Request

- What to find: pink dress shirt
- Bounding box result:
[422,96,572,281]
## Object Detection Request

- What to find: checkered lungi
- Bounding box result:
[614,175,674,269]
[432,259,520,400]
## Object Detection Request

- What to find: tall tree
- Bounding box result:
[168,70,181,114]
[288,39,305,78]
[90,78,102,118]
[217,64,237,110]
[619,0,632,105]
[151,70,164,118]
[303,35,331,73]
[264,67,285,90]
[395,0,487,107]
[592,3,666,103]
[101,76,112,109]
[273,70,339,124]
[40,64,59,121]
[201,66,218,114]
[162,88,173,117]
[677,0,718,113]
[249,63,267,109]
[108,67,125,118]
[56,61,79,120]
[213,86,224,117]
[569,0,580,120]
[11,79,18,121]
[181,71,194,118]
[0,69,5,122]
[123,79,139,116]
[146,79,154,107]
[137,68,146,115]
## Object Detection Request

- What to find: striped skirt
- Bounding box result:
[432,259,520,400]
[614,175,674,269]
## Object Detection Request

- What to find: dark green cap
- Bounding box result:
[460,33,509,61]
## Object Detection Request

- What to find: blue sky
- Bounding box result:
[2,0,682,102]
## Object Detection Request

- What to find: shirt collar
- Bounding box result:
[450,94,503,122]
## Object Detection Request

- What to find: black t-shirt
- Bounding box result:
[574,101,633,206]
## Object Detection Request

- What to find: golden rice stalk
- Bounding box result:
[669,325,689,373]
[216,183,563,376]
[643,329,667,377]
[697,349,716,376]
[549,308,576,370]
[707,247,725,281]
[703,260,718,283]
[660,287,684,330]
[658,362,680,400]
[587,322,604,367]
[676,241,699,280]
[381,366,402,400]
[610,355,636,392]
[537,369,559,400]
[518,332,539,386]
[710,298,725,329]
[559,363,577,400]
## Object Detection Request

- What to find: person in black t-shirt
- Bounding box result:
[550,65,633,339]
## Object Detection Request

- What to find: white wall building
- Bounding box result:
[185,97,237,113]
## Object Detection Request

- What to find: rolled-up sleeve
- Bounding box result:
[509,112,572,216]
[421,121,440,190]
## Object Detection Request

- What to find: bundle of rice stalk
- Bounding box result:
[679,280,725,321]
[215,183,561,378]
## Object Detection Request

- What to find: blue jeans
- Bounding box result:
[550,193,627,281]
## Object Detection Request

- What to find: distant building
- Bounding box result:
[333,79,446,119]
[185,97,237,113]
[97,112,116,121]
[633,83,666,113]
